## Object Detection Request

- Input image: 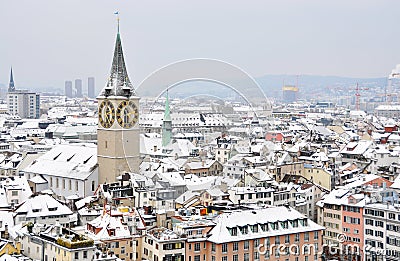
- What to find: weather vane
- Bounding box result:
[114,11,120,33]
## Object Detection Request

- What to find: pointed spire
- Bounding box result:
[99,17,135,98]
[162,90,172,147]
[8,67,15,92]
[163,90,171,121]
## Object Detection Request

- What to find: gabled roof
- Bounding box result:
[23,143,97,180]
[207,206,324,243]
[15,194,72,218]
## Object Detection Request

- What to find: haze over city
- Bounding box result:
[2,1,400,261]
[1,0,400,91]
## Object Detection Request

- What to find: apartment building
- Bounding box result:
[86,207,145,261]
[206,206,324,261]
[364,203,400,261]
[7,90,40,119]
[142,227,185,261]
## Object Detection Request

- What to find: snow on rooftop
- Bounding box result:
[23,143,97,180]
[207,206,324,243]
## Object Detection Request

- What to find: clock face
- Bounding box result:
[98,100,115,128]
[116,100,139,128]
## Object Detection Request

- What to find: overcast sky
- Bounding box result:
[1,0,400,90]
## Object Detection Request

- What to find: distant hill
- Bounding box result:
[0,74,388,99]
[256,74,386,92]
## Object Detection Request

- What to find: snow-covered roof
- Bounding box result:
[23,143,97,180]
[15,194,72,218]
[207,206,324,243]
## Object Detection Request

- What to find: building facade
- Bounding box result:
[88,77,95,98]
[75,79,83,98]
[65,80,73,98]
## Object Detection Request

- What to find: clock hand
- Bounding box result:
[127,111,137,116]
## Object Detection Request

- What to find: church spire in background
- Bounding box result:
[162,90,172,147]
[8,67,15,92]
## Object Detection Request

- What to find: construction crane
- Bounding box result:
[353,83,369,111]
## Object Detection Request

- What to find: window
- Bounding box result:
[314,231,318,240]
[229,227,238,236]
[92,181,96,191]
[244,253,249,261]
[244,240,249,250]
[222,257,227,261]
[304,232,309,241]
[212,243,215,252]
[251,224,258,233]
[365,219,374,225]
[194,256,200,261]
[195,243,201,252]
[233,254,238,261]
[75,181,79,191]
[11,191,18,196]
[233,242,238,252]
[239,226,248,235]
[83,251,87,258]
[264,250,270,259]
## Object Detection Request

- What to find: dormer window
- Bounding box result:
[239,226,248,235]
[250,225,258,233]
[270,222,278,230]
[281,221,288,229]
[260,223,268,232]
[228,227,238,236]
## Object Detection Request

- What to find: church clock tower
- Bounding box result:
[97,23,140,184]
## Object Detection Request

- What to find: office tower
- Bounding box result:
[75,79,83,98]
[65,81,73,98]
[88,77,95,98]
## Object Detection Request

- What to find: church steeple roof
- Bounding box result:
[162,91,172,147]
[8,67,15,92]
[99,21,135,98]
[163,91,171,122]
